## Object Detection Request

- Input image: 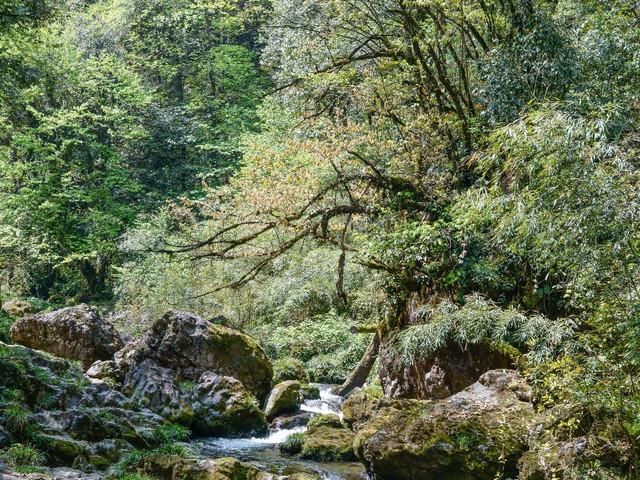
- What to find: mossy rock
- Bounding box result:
[136,454,275,480]
[342,386,382,430]
[264,381,301,421]
[36,433,89,465]
[353,370,536,480]
[300,426,355,462]
[299,384,320,400]
[307,414,343,431]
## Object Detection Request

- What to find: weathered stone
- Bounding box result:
[137,455,277,480]
[1,299,35,317]
[518,439,588,480]
[191,372,267,437]
[115,311,273,402]
[10,305,123,369]
[379,340,514,399]
[342,386,383,430]
[123,359,194,426]
[301,425,355,462]
[271,412,313,430]
[354,369,535,480]
[264,381,302,421]
[85,360,121,384]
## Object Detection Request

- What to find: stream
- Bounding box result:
[199,385,368,480]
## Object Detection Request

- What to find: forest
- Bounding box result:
[1,0,639,479]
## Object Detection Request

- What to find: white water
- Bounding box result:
[200,385,367,480]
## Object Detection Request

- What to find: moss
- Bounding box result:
[307,414,343,431]
[300,426,355,462]
[299,384,320,400]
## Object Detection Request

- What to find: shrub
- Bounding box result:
[2,443,46,467]
[3,403,31,434]
[279,432,304,455]
[0,312,13,344]
[273,357,309,384]
[150,423,190,445]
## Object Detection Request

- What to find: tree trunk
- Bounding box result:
[333,333,381,397]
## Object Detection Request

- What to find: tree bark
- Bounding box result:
[333,333,381,397]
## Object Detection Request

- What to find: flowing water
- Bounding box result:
[199,385,368,480]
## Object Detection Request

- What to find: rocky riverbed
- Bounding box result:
[0,304,627,479]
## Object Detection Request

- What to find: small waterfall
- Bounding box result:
[199,384,367,480]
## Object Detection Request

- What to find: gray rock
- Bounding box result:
[10,304,123,369]
[191,372,267,437]
[122,359,194,425]
[114,311,273,403]
[264,380,302,421]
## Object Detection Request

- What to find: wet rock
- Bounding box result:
[354,369,535,480]
[191,372,267,437]
[271,412,313,430]
[299,384,320,400]
[379,340,514,400]
[264,381,302,421]
[342,386,383,430]
[306,413,343,430]
[115,311,273,402]
[10,305,123,369]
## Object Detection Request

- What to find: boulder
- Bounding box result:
[115,311,273,402]
[122,359,194,425]
[10,305,123,369]
[191,372,267,437]
[353,369,535,480]
[136,455,277,480]
[264,381,302,421]
[271,412,313,430]
[342,386,383,430]
[518,439,588,480]
[85,360,121,384]
[1,299,35,317]
[379,340,514,399]
[300,424,355,462]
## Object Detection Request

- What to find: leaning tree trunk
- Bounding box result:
[333,332,381,397]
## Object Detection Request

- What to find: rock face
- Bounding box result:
[10,304,123,369]
[115,311,273,402]
[191,372,267,436]
[109,311,272,436]
[353,369,535,480]
[0,342,164,470]
[264,381,302,421]
[379,340,514,399]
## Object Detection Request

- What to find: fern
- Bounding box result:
[390,295,578,366]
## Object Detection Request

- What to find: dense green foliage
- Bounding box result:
[2,0,640,476]
[0,0,267,301]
